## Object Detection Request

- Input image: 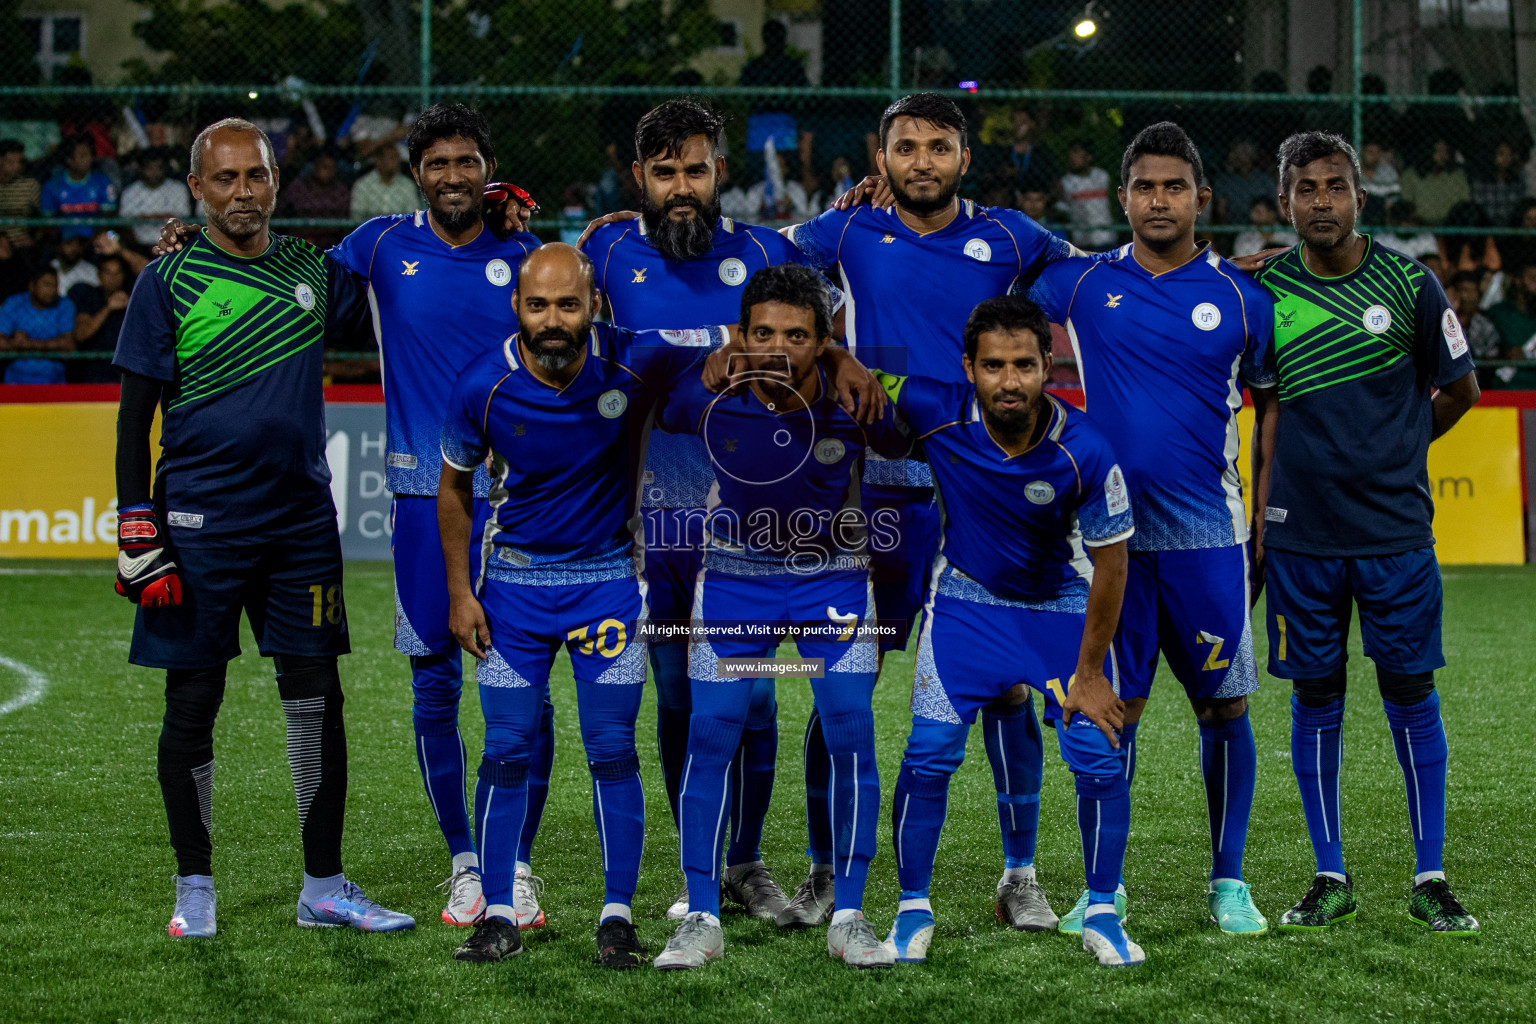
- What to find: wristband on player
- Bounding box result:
[115,504,184,608]
[483,182,538,240]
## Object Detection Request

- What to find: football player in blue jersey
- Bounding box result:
[1027,122,1276,936]
[874,295,1142,967]
[582,100,843,921]
[782,92,1080,930]
[651,264,908,970]
[438,246,880,968]
[149,104,552,929]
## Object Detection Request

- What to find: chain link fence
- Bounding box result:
[1,0,1534,383]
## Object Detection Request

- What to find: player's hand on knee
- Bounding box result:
[832,176,893,211]
[575,210,639,249]
[114,505,184,607]
[483,182,538,239]
[449,594,492,660]
[1062,668,1123,748]
[152,218,199,257]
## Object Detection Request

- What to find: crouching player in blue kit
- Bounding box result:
[652,264,906,971]
[437,245,726,968]
[877,296,1143,967]
[114,119,413,938]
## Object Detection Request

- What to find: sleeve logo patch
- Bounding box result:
[964,238,992,262]
[658,328,715,347]
[1191,302,1221,331]
[1362,304,1392,334]
[387,453,418,469]
[167,511,204,529]
[1264,506,1288,522]
[293,283,316,311]
[598,389,629,418]
[485,259,512,286]
[718,258,748,286]
[1442,307,1469,359]
[814,439,846,464]
[1024,480,1056,504]
[1105,464,1130,516]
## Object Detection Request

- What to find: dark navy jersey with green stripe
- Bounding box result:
[113,231,369,544]
[1254,237,1474,556]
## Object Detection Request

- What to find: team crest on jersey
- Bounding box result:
[963,238,992,262]
[1024,480,1055,504]
[1105,464,1129,516]
[1191,302,1220,331]
[294,283,316,311]
[1363,304,1392,334]
[718,258,748,286]
[598,389,628,418]
[485,259,512,286]
[815,439,846,464]
[1441,307,1468,358]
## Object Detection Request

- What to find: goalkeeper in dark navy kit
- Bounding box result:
[113,118,414,938]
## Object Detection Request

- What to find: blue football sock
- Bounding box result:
[803,707,833,864]
[822,708,879,913]
[589,753,645,911]
[1200,710,1256,881]
[651,642,691,829]
[410,653,474,858]
[473,757,530,911]
[1291,696,1346,876]
[1383,692,1448,876]
[981,698,1043,868]
[680,714,741,917]
[517,700,555,865]
[1121,720,1140,787]
[892,762,950,898]
[726,713,777,867]
[1075,773,1130,897]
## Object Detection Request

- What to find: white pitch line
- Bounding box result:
[0,654,47,715]
[0,567,106,576]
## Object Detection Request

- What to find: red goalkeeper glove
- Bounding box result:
[483,182,538,240]
[115,505,183,607]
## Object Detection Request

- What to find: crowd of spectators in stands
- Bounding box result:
[4,45,1536,388]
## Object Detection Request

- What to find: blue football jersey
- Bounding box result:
[658,368,909,576]
[881,374,1133,608]
[330,212,542,497]
[584,215,823,510]
[787,199,1075,485]
[1028,244,1275,552]
[440,321,724,585]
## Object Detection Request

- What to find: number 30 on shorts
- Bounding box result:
[566,619,628,658]
[308,584,343,626]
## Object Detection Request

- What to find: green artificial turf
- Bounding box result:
[0,561,1531,1023]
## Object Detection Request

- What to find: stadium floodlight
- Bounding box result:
[1074,18,1097,39]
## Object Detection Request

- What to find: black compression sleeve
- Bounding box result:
[117,371,162,508]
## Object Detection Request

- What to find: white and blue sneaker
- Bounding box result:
[168,874,216,938]
[882,908,935,963]
[297,879,416,932]
[1081,908,1145,967]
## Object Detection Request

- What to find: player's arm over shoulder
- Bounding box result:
[781,205,854,272]
[656,374,713,436]
[870,370,961,437]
